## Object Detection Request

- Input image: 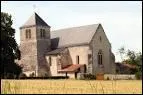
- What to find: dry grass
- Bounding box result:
[1,79,142,94]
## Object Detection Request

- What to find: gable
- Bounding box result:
[90,24,111,47]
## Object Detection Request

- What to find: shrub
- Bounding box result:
[83,73,96,80]
[19,73,27,79]
[135,71,142,79]
[19,76,69,79]
[107,77,110,80]
[29,73,35,77]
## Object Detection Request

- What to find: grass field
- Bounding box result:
[1,79,142,94]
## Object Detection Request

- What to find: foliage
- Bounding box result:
[118,46,126,61]
[135,71,142,80]
[1,12,22,79]
[118,46,142,79]
[107,77,110,80]
[19,76,69,79]
[19,73,27,79]
[83,73,96,80]
[126,50,141,65]
[29,73,35,77]
[125,50,142,78]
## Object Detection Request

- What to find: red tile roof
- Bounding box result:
[58,64,84,73]
[115,62,136,69]
[122,63,136,69]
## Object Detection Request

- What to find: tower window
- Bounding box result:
[98,50,102,65]
[25,29,31,39]
[43,29,46,38]
[40,29,46,38]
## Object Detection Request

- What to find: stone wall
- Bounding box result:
[36,26,51,77]
[46,55,65,76]
[68,46,92,74]
[60,48,73,68]
[45,46,90,78]
[19,27,38,74]
[89,24,115,75]
[19,25,51,77]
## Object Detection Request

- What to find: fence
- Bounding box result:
[104,74,136,80]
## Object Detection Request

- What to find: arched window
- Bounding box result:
[25,29,31,39]
[98,50,102,65]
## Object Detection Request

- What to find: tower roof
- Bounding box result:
[20,12,50,28]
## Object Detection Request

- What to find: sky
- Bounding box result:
[1,1,142,62]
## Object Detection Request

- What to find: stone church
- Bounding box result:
[18,12,116,78]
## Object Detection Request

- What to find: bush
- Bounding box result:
[19,73,27,79]
[135,71,142,79]
[19,76,69,79]
[83,73,96,80]
[29,73,35,77]
[107,77,110,80]
[2,73,17,79]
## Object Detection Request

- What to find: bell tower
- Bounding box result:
[19,12,51,77]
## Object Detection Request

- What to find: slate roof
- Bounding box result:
[51,24,100,49]
[20,12,50,28]
[46,48,66,55]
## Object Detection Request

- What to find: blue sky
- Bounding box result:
[1,1,142,62]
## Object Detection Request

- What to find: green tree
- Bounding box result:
[118,46,125,61]
[122,49,142,79]
[126,50,142,66]
[1,12,22,79]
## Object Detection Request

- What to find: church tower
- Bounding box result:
[19,13,51,77]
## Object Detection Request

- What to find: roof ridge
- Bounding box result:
[52,23,100,32]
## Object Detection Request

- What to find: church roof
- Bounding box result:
[20,12,50,28]
[46,48,66,55]
[51,24,100,49]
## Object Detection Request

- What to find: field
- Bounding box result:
[1,79,142,94]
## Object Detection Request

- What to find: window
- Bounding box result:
[88,54,92,64]
[40,29,43,38]
[98,50,102,65]
[76,55,79,64]
[29,30,31,38]
[40,29,46,38]
[49,56,51,66]
[43,29,46,38]
[99,36,102,42]
[25,29,31,39]
[26,30,28,39]
[84,65,86,73]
